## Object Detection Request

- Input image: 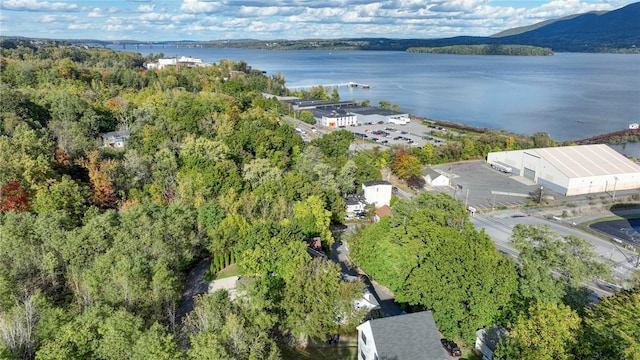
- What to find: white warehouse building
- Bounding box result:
[487,144,640,196]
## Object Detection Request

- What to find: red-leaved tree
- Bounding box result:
[0,181,30,212]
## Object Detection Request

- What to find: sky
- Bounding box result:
[0,0,636,42]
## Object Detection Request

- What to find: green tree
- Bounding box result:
[242,158,283,190]
[292,195,333,248]
[310,130,354,160]
[350,192,518,341]
[282,258,364,343]
[581,287,640,359]
[185,290,281,360]
[511,224,610,308]
[0,125,56,191]
[32,176,90,227]
[494,302,581,360]
[130,323,182,360]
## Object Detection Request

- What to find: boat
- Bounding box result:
[629,123,639,129]
[362,84,370,89]
[349,82,358,87]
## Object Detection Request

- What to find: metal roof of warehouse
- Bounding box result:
[530,144,640,178]
[349,107,407,116]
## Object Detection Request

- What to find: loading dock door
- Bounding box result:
[523,168,536,181]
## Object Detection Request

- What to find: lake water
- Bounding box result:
[114,45,640,144]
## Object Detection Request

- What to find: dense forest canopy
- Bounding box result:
[1,41,638,359]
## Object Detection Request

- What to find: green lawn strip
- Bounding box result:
[213,263,243,280]
[280,345,357,360]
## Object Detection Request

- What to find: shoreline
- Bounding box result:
[410,115,640,146]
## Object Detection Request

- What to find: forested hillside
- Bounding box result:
[1,41,638,360]
[0,41,374,359]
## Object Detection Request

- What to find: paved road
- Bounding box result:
[471,210,639,295]
[176,257,211,325]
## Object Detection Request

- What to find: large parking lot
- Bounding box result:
[428,161,551,210]
[341,119,455,149]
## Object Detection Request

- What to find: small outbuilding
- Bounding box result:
[487,144,640,196]
[423,168,450,187]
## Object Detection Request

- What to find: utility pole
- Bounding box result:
[539,186,543,204]
[465,188,470,207]
[613,176,618,200]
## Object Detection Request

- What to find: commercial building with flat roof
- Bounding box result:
[487,144,640,196]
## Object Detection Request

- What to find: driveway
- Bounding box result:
[176,258,211,325]
[331,225,404,317]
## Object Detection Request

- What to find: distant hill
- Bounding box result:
[491,2,640,51]
[490,12,607,38]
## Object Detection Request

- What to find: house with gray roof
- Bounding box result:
[356,311,450,360]
[423,168,450,187]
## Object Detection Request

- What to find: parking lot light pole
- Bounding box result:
[613,176,618,200]
[465,189,470,207]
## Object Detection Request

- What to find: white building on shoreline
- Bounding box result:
[145,56,210,70]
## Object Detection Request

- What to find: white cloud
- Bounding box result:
[136,4,156,12]
[88,8,104,18]
[139,13,172,21]
[40,15,58,23]
[68,23,91,30]
[181,0,221,14]
[1,0,79,11]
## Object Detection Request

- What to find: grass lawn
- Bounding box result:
[280,345,357,360]
[213,263,243,280]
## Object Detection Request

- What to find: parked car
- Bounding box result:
[441,339,461,357]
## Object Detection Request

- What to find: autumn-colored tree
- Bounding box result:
[390,149,422,180]
[76,150,118,208]
[0,181,29,212]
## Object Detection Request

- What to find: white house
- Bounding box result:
[101,130,130,148]
[345,199,366,217]
[362,181,393,207]
[357,311,450,360]
[423,168,450,187]
[487,144,640,196]
[475,327,508,360]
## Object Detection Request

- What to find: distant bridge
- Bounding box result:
[574,128,639,145]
